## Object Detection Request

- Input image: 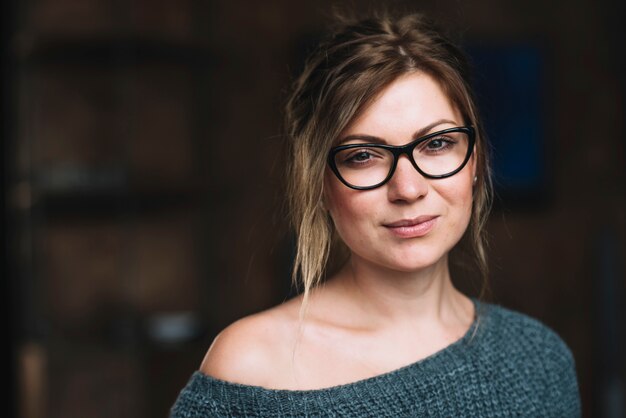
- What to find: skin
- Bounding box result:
[201,72,477,390]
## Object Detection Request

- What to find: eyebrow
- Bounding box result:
[338,119,459,145]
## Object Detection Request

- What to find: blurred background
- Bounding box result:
[2,0,624,417]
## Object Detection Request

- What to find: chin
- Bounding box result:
[376,249,449,273]
[389,260,444,273]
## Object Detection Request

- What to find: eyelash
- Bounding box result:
[418,137,457,153]
[343,149,383,164]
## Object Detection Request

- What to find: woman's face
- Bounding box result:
[324,72,475,273]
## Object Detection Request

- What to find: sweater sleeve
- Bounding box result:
[169,372,223,418]
[544,336,582,418]
[487,304,583,418]
[514,311,582,418]
[169,372,290,418]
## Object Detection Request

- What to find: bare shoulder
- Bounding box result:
[199,299,301,387]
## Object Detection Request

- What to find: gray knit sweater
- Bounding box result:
[170,301,581,417]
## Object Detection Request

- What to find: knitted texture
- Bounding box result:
[170,302,581,417]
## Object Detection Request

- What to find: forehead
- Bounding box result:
[342,72,461,142]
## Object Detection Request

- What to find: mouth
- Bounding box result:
[383,215,439,238]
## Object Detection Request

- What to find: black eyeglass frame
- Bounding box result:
[327,126,476,190]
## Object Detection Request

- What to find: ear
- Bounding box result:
[321,188,334,216]
[470,145,478,186]
[472,144,478,173]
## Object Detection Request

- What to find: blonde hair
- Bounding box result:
[285,12,493,317]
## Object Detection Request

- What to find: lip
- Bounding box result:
[383,215,439,238]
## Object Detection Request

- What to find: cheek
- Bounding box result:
[326,186,362,227]
[438,177,474,225]
[325,179,378,239]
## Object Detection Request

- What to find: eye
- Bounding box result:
[336,147,388,168]
[348,150,374,162]
[420,136,456,153]
[427,137,450,149]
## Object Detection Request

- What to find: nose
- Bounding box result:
[386,154,429,203]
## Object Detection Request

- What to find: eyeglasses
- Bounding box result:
[327,126,475,190]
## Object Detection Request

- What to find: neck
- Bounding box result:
[325,254,471,331]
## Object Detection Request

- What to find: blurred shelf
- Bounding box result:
[42,309,208,348]
[10,165,205,219]
[17,38,215,68]
[35,189,202,219]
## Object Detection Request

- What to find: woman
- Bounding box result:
[171,12,581,417]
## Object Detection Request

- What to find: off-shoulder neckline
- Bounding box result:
[192,298,486,395]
